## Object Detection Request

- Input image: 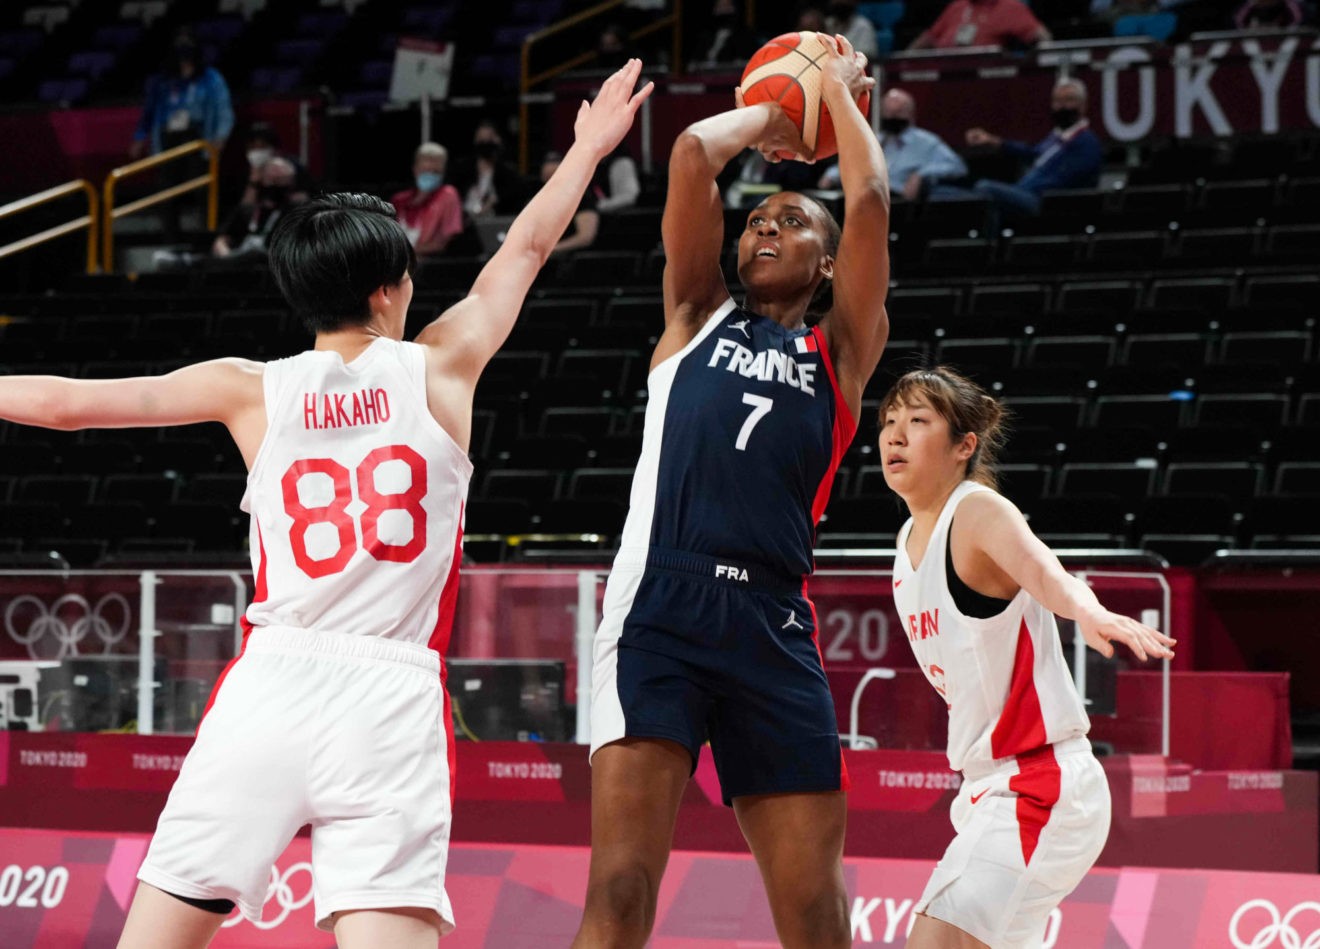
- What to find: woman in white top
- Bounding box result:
[879,366,1174,949]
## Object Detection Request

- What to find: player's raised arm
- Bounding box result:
[0,359,267,463]
[957,490,1177,661]
[661,100,806,331]
[818,33,888,414]
[415,59,652,383]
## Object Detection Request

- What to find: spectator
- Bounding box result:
[450,120,530,218]
[908,0,1052,50]
[391,142,464,256]
[937,78,1101,224]
[692,0,762,67]
[817,88,968,199]
[240,122,310,207]
[541,151,600,254]
[211,157,304,265]
[131,29,233,159]
[826,1,880,59]
[594,143,642,212]
[1234,0,1305,28]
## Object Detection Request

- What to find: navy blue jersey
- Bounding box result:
[616,298,856,577]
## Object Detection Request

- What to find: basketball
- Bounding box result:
[738,31,872,161]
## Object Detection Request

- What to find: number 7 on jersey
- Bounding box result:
[736,393,773,451]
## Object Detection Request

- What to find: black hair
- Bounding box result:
[268,193,416,335]
[800,193,841,256]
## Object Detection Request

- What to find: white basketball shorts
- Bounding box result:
[137,626,455,934]
[916,736,1110,949]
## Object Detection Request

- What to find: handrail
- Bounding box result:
[518,0,682,172]
[101,139,220,273]
[0,180,99,274]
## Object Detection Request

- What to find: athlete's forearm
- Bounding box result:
[822,75,889,204]
[1026,558,1106,627]
[502,145,602,264]
[0,377,95,430]
[676,104,783,178]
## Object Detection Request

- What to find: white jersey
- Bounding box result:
[241,337,472,652]
[893,481,1089,774]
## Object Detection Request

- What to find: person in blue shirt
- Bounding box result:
[817,87,968,200]
[131,30,234,159]
[935,78,1102,225]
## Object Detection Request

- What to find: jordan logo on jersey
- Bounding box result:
[906,609,940,642]
[727,319,751,339]
[303,388,391,431]
[707,338,817,395]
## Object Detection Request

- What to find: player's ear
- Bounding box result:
[819,254,835,281]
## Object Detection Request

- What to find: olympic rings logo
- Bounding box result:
[221,861,315,930]
[3,593,131,660]
[1230,900,1320,949]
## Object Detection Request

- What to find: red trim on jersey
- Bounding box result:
[991,618,1059,865]
[429,503,464,805]
[809,325,858,525]
[1008,744,1061,866]
[990,618,1048,758]
[804,578,851,793]
[201,522,269,725]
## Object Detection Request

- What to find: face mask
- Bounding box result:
[474,141,501,162]
[258,184,290,206]
[880,117,910,136]
[415,171,443,193]
[1051,107,1080,130]
[247,148,273,169]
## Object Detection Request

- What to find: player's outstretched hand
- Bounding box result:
[819,32,875,102]
[1078,610,1176,662]
[574,58,654,159]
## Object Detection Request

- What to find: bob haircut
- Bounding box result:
[268,192,416,334]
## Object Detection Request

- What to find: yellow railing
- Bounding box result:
[102,139,219,273]
[519,0,683,172]
[0,180,100,274]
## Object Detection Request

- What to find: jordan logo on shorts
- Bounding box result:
[782,610,804,630]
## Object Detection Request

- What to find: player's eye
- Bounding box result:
[748,215,763,226]
[786,215,801,225]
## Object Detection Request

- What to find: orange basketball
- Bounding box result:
[739,31,871,161]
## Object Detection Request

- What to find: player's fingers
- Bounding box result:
[836,33,856,58]
[630,81,655,110]
[734,86,746,109]
[577,100,590,122]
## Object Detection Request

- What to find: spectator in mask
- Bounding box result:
[240,123,310,207]
[211,157,304,265]
[450,120,530,218]
[131,28,233,160]
[817,87,967,199]
[391,142,464,256]
[933,78,1101,226]
[826,0,880,59]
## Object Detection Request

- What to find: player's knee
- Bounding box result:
[778,887,850,949]
[585,863,660,935]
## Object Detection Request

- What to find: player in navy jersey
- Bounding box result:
[572,34,889,949]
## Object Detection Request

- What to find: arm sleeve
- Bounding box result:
[596,157,641,211]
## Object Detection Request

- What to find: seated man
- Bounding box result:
[211,157,304,265]
[390,142,464,257]
[817,88,967,200]
[909,0,1051,50]
[933,78,1101,225]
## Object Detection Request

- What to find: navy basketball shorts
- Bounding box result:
[590,547,848,805]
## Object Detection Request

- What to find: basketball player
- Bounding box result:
[880,366,1175,949]
[572,35,886,949]
[0,60,651,949]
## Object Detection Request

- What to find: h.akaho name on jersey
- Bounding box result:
[707,338,817,395]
